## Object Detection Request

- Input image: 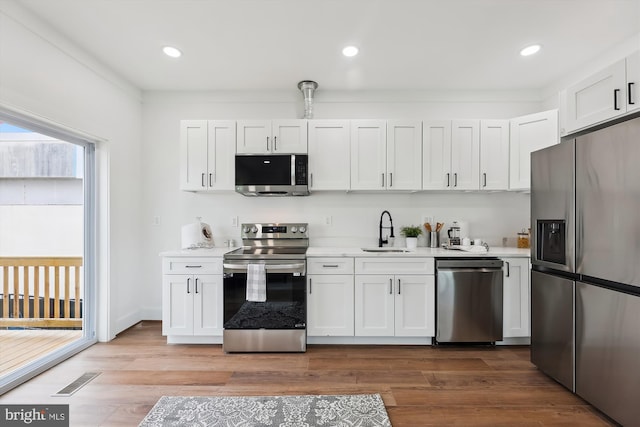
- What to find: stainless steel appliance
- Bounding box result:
[223,223,308,352]
[235,154,309,196]
[435,258,504,343]
[531,113,640,426]
[530,139,577,392]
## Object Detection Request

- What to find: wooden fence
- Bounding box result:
[0,257,83,328]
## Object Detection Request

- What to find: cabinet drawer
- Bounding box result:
[163,257,222,275]
[355,257,434,275]
[307,258,354,274]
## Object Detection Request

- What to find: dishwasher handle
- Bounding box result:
[438,267,503,274]
[436,259,503,270]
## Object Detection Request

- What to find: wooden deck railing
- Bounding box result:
[0,257,83,328]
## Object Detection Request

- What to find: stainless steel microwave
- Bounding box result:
[235,154,309,196]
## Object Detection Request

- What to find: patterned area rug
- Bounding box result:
[139,394,392,426]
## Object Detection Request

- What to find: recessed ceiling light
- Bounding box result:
[342,46,359,57]
[163,46,182,58]
[520,44,541,57]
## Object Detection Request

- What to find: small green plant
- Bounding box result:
[400,225,423,238]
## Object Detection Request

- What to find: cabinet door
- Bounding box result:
[627,51,640,113]
[387,120,422,190]
[451,120,480,190]
[480,120,509,191]
[307,275,354,336]
[308,120,350,190]
[272,120,307,153]
[162,274,193,335]
[502,258,530,338]
[565,59,626,133]
[350,120,387,190]
[509,110,558,190]
[422,120,452,190]
[236,120,271,154]
[355,275,394,336]
[193,275,223,336]
[180,120,208,191]
[394,275,435,337]
[207,120,236,191]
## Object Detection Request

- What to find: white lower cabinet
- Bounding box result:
[307,257,355,336]
[501,257,530,338]
[162,257,223,339]
[354,257,435,338]
[355,274,435,337]
[307,274,354,336]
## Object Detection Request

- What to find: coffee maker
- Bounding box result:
[447,221,461,246]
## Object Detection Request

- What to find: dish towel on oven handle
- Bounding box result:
[246,263,267,302]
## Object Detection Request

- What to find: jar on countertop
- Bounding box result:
[517,229,530,249]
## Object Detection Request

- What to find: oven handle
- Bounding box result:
[223,262,306,275]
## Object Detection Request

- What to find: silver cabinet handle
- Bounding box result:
[454,173,458,187]
[614,89,621,111]
[397,278,401,295]
[274,136,278,151]
[201,173,205,187]
[322,264,339,268]
[309,278,312,294]
[186,277,191,293]
[195,278,199,293]
[389,278,393,294]
[186,265,202,268]
[483,173,487,187]
[381,173,385,187]
[310,173,313,188]
[266,136,270,151]
[446,173,450,187]
[505,261,510,277]
[390,172,393,187]
[209,173,214,187]
[630,82,636,105]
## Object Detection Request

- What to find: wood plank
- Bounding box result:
[0,322,617,427]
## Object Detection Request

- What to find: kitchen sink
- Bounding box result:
[361,248,412,253]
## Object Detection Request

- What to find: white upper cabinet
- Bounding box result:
[422,120,452,190]
[564,58,631,134]
[627,51,639,113]
[236,119,307,154]
[350,120,387,190]
[422,120,479,190]
[480,120,510,191]
[180,120,235,191]
[386,120,422,190]
[451,120,480,190]
[509,110,558,190]
[308,120,350,190]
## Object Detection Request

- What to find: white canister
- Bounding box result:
[474,238,483,246]
[462,237,471,246]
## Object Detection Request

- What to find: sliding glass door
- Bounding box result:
[0,116,96,394]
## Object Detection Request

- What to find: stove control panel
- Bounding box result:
[241,223,309,239]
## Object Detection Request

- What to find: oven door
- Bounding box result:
[223,260,306,330]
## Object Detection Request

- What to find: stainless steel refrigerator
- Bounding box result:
[531,114,640,427]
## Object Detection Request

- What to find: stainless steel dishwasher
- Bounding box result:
[435,258,504,344]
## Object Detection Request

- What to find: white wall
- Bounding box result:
[0,3,143,340]
[140,91,540,319]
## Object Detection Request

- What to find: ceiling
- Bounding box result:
[17,0,640,93]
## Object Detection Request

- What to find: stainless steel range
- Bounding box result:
[222,222,308,352]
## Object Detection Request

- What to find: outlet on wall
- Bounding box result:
[324,215,332,226]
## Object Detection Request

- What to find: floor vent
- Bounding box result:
[52,372,100,397]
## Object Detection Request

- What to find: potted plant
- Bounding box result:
[400,225,422,249]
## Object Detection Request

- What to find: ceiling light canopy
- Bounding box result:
[520,44,541,57]
[342,46,359,57]
[163,46,182,58]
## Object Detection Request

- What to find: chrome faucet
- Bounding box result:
[378,210,395,247]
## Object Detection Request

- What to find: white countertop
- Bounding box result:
[160,246,530,258]
[306,246,531,258]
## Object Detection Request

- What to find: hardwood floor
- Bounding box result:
[0,321,615,426]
